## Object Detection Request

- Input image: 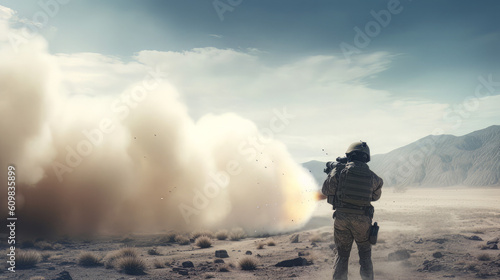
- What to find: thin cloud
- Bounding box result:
[208,34,223,39]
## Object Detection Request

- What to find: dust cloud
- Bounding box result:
[0,23,317,237]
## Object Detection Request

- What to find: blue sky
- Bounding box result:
[1,0,499,161]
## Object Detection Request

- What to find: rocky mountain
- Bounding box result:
[303,125,500,188]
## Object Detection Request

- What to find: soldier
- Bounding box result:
[322,141,383,280]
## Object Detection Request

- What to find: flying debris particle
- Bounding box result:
[154,134,157,136]
[322,149,324,151]
[134,137,136,139]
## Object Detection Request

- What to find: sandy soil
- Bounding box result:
[3,187,500,280]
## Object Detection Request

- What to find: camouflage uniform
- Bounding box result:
[322,160,383,280]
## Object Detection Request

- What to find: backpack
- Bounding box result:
[336,163,373,208]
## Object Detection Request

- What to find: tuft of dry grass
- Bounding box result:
[153,259,165,269]
[117,256,147,275]
[117,247,139,258]
[191,229,214,239]
[229,228,247,241]
[17,250,41,269]
[104,247,139,269]
[215,230,229,240]
[310,233,323,243]
[78,251,102,267]
[195,236,212,248]
[40,252,51,262]
[477,253,491,261]
[147,247,161,255]
[175,235,191,245]
[267,239,276,246]
[159,231,178,244]
[239,257,258,270]
[256,241,265,249]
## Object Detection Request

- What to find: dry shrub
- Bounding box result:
[239,257,258,270]
[117,256,146,275]
[104,247,139,269]
[477,253,491,261]
[147,247,161,255]
[78,251,102,267]
[175,235,190,245]
[159,231,178,244]
[153,259,165,269]
[191,229,214,239]
[256,241,265,249]
[118,247,139,258]
[40,252,51,262]
[17,250,41,269]
[195,236,212,248]
[216,230,229,240]
[310,233,323,242]
[267,239,276,246]
[229,228,247,241]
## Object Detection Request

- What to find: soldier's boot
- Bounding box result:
[357,242,373,280]
[333,249,350,280]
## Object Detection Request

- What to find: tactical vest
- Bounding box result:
[335,163,373,214]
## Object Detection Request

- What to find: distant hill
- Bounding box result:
[302,125,500,188]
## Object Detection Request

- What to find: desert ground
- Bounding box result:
[3,187,500,280]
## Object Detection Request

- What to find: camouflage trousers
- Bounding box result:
[333,212,373,280]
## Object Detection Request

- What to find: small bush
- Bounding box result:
[267,239,276,246]
[153,259,165,269]
[118,257,146,275]
[195,236,212,248]
[78,251,102,267]
[40,252,51,262]
[239,257,258,270]
[147,247,161,255]
[159,231,178,244]
[478,253,491,261]
[215,230,229,240]
[118,247,139,258]
[104,247,138,269]
[17,250,41,269]
[175,235,190,245]
[191,230,214,239]
[256,241,265,249]
[229,228,247,241]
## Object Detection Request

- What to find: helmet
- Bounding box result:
[345,141,370,162]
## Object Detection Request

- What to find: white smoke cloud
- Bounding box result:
[0,12,318,237]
